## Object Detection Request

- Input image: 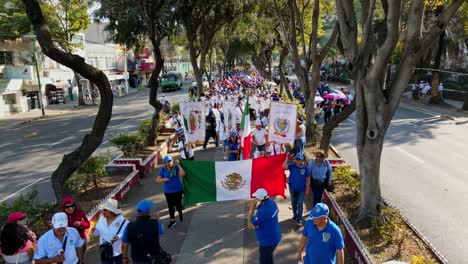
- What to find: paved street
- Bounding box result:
[0,85,189,203]
[331,101,468,263]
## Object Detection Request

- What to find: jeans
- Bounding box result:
[294,138,305,157]
[256,144,266,151]
[101,254,123,264]
[259,244,278,264]
[289,187,305,223]
[324,111,332,123]
[311,185,325,207]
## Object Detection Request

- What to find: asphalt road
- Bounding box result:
[331,102,468,263]
[0,84,189,203]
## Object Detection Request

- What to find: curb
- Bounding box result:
[440,114,456,121]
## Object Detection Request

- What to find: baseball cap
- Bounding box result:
[293,153,303,160]
[230,131,237,137]
[136,199,154,215]
[163,155,173,163]
[7,212,26,223]
[208,110,213,115]
[253,188,268,200]
[309,203,329,219]
[52,212,68,229]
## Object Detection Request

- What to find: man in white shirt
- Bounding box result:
[178,134,195,160]
[252,120,268,152]
[257,111,269,129]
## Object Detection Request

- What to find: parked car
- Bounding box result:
[161,72,183,92]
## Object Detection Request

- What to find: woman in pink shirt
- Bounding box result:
[0,222,34,264]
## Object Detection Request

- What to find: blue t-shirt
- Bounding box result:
[288,163,309,192]
[226,140,239,161]
[302,219,344,264]
[308,160,332,182]
[121,221,164,243]
[250,199,282,247]
[158,165,183,193]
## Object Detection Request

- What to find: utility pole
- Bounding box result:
[30,25,45,116]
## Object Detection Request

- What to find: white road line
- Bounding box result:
[394,146,424,164]
[400,104,439,117]
[346,118,357,125]
[0,176,48,202]
[49,136,74,146]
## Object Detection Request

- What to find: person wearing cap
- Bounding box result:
[307,149,333,207]
[257,111,268,129]
[34,212,84,264]
[283,153,310,227]
[203,109,218,150]
[92,199,129,264]
[178,134,195,160]
[294,117,306,157]
[0,222,34,264]
[7,212,37,243]
[247,188,281,264]
[121,200,165,264]
[252,120,268,153]
[225,131,240,161]
[61,197,90,242]
[296,203,344,264]
[155,155,186,229]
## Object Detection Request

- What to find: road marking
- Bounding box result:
[346,118,357,125]
[23,131,39,138]
[400,104,439,117]
[49,136,74,146]
[0,176,48,203]
[395,146,424,164]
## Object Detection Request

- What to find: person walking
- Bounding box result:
[225,131,240,161]
[294,118,306,157]
[247,188,281,264]
[92,199,128,264]
[155,155,186,229]
[307,150,333,207]
[7,212,36,243]
[296,203,344,264]
[0,222,34,264]
[34,212,84,264]
[121,200,167,264]
[323,99,333,123]
[62,197,90,252]
[283,153,310,227]
[252,120,268,152]
[203,110,218,149]
[178,134,195,160]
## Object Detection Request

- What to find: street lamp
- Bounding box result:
[23,25,45,117]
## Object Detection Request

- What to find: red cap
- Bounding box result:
[7,212,26,223]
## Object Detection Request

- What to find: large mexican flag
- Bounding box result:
[181,154,287,206]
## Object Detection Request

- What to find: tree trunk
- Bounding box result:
[146,40,164,147]
[463,92,468,111]
[188,40,203,98]
[304,64,321,142]
[74,71,86,106]
[279,46,292,100]
[22,0,113,201]
[429,31,446,104]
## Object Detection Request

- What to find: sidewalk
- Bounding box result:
[0,88,140,130]
[85,140,309,263]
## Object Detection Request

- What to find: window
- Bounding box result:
[98,57,106,69]
[88,57,98,68]
[0,51,14,65]
[107,57,116,69]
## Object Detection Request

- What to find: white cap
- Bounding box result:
[52,212,68,229]
[253,188,268,200]
[99,199,122,215]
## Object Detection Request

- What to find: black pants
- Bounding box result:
[181,156,195,160]
[324,111,332,123]
[164,192,183,219]
[203,131,218,148]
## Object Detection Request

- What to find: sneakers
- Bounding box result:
[296,221,303,227]
[179,214,184,222]
[168,221,176,229]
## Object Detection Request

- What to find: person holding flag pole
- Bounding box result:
[240,96,252,160]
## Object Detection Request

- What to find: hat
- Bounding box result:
[309,203,329,219]
[163,155,173,163]
[136,200,154,215]
[162,94,166,97]
[255,120,262,126]
[294,153,303,160]
[52,212,68,229]
[253,188,269,200]
[259,111,265,115]
[315,149,325,157]
[7,212,26,223]
[99,199,122,215]
[230,131,237,137]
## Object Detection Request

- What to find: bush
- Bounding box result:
[66,155,111,193]
[139,119,152,136]
[371,205,408,244]
[137,85,145,91]
[171,102,180,114]
[110,134,145,157]
[0,188,56,236]
[333,165,360,198]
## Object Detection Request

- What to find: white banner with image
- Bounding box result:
[268,101,297,146]
[180,101,206,143]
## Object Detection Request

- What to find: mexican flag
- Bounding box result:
[240,97,251,160]
[181,154,287,206]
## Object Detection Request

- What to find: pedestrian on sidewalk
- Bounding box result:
[307,150,333,207]
[178,134,195,160]
[155,155,186,229]
[34,212,84,264]
[283,153,310,227]
[252,120,268,152]
[296,203,344,264]
[225,131,240,161]
[7,212,37,243]
[0,222,34,264]
[92,199,128,264]
[248,188,281,264]
[203,110,218,149]
[62,197,90,254]
[121,200,169,264]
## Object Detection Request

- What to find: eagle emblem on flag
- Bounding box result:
[221,172,246,191]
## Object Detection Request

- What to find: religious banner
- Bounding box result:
[223,101,237,134]
[180,101,206,143]
[268,101,297,146]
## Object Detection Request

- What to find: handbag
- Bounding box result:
[100,220,126,261]
[148,248,172,264]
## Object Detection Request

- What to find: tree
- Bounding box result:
[21,0,113,201]
[335,0,464,220]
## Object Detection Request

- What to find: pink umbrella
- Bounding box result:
[323,93,346,100]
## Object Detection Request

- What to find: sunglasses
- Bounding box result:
[65,204,76,209]
[316,155,324,158]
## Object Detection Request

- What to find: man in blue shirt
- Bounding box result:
[297,203,344,264]
[248,188,281,264]
[283,153,310,227]
[34,212,84,264]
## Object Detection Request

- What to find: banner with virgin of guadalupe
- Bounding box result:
[268,101,297,146]
[180,101,206,143]
[223,101,237,135]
